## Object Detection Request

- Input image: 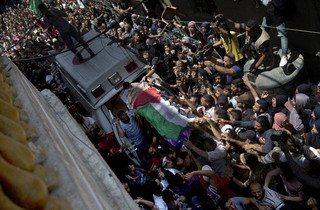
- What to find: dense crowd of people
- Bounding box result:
[2,0,320,209]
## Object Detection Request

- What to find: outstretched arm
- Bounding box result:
[264,168,280,187]
[184,139,208,160]
[205,117,222,140]
[242,76,259,100]
[218,14,241,31]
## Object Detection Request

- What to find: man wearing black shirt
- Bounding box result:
[38,3,94,62]
[225,17,274,73]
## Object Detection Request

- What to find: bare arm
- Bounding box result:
[254,53,267,69]
[184,139,208,160]
[242,144,263,153]
[213,40,222,47]
[191,153,203,170]
[114,118,125,138]
[186,170,217,185]
[232,176,249,188]
[242,76,259,100]
[223,16,241,31]
[215,64,237,76]
[282,194,303,202]
[142,67,156,81]
[204,60,236,76]
[206,118,222,140]
[264,168,280,187]
[221,133,246,147]
[229,138,246,147]
[135,198,156,209]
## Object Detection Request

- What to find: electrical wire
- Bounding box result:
[12,0,148,62]
[261,25,320,35]
[12,1,320,62]
[129,12,320,35]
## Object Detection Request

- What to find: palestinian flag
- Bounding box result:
[29,0,42,15]
[133,87,192,147]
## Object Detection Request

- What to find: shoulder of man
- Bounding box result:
[50,8,60,14]
[231,64,242,72]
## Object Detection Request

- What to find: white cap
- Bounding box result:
[221,124,233,133]
[201,165,213,182]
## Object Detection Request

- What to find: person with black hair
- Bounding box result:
[128,31,147,53]
[224,16,274,73]
[248,181,285,209]
[264,162,304,204]
[114,109,146,153]
[198,94,216,118]
[184,136,227,176]
[231,116,274,153]
[253,99,272,123]
[231,153,266,189]
[188,180,217,210]
[229,109,243,122]
[38,3,95,62]
[230,78,246,97]
[204,52,243,85]
[212,18,244,66]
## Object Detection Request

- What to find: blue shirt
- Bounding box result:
[230,197,246,210]
[226,64,243,84]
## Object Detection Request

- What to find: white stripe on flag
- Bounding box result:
[150,98,193,128]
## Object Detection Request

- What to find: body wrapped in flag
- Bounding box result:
[130,83,194,147]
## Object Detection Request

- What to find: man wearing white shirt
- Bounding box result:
[197,94,216,118]
[184,137,227,176]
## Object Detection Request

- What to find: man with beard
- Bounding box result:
[204,53,243,85]
[249,181,285,209]
[252,99,272,123]
[224,181,285,209]
[114,110,146,153]
[223,16,274,73]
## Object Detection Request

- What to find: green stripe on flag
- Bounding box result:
[30,0,43,15]
[137,104,184,141]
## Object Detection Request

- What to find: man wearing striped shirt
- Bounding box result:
[250,181,285,210]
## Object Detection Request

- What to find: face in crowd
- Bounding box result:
[250,182,265,201]
[119,113,130,123]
